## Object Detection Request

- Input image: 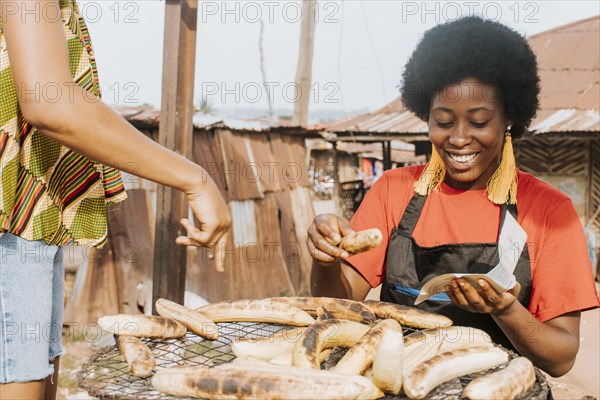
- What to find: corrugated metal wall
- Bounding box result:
[185,128,316,301]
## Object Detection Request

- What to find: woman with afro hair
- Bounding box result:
[308,16,599,377]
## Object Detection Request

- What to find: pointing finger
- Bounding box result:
[213,232,228,272]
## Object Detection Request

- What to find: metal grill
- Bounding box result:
[339,180,367,220]
[77,323,291,400]
[77,322,549,400]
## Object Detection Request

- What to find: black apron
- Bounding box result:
[381,193,532,352]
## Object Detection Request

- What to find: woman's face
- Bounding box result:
[428,78,510,190]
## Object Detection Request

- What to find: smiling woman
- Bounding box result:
[307,16,600,380]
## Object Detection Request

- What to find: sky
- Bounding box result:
[79,0,600,119]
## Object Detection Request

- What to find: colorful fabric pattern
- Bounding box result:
[0,0,127,247]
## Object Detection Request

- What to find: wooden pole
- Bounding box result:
[152,0,198,311]
[382,141,392,170]
[292,0,316,127]
[332,142,343,215]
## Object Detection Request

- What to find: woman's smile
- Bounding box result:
[446,151,480,164]
[442,148,486,179]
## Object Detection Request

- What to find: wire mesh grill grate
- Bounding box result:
[77,322,549,400]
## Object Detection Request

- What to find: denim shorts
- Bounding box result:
[0,233,64,383]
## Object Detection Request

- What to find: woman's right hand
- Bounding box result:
[307,213,355,263]
[175,180,232,272]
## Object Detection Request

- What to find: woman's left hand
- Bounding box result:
[446,278,521,315]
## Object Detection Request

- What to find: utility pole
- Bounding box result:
[259,20,274,123]
[292,0,317,127]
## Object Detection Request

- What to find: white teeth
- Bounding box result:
[449,153,478,163]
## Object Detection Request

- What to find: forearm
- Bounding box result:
[492,303,579,377]
[33,90,207,194]
[310,259,372,301]
[2,7,207,194]
[310,260,350,298]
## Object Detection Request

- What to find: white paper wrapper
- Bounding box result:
[415,273,515,305]
[415,212,527,305]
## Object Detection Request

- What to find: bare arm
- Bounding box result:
[448,279,580,377]
[1,0,231,268]
[494,302,580,377]
[310,259,371,300]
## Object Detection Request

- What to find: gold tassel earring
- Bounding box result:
[414,144,446,196]
[486,127,518,204]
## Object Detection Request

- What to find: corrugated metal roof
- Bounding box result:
[325,98,428,137]
[530,109,600,134]
[325,16,600,136]
[527,15,599,133]
[192,114,271,131]
[114,106,322,135]
[116,107,160,126]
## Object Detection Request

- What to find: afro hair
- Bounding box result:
[401,16,540,137]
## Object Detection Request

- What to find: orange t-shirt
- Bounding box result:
[348,165,600,323]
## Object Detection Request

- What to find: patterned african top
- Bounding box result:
[0,0,127,247]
